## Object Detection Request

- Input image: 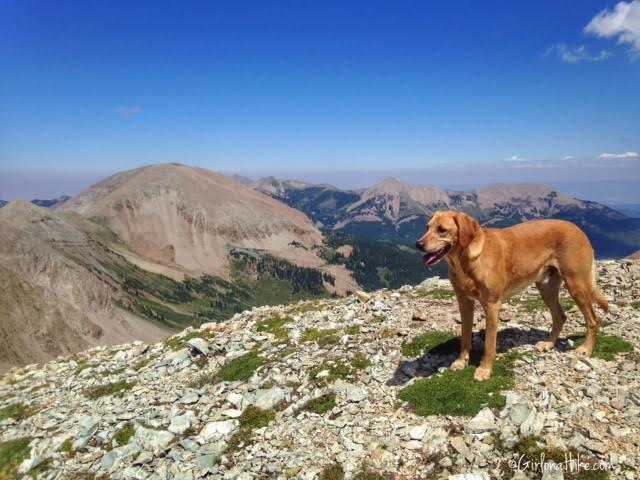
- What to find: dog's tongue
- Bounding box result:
[422,253,437,265]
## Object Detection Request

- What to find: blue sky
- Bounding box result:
[1,0,639,199]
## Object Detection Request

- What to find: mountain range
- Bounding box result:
[1,163,639,372]
[252,176,640,258]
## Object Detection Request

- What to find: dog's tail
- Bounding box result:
[591,262,609,313]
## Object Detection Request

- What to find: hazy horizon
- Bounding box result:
[1,0,639,197]
[1,163,639,207]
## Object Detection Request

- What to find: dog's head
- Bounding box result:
[415,211,480,265]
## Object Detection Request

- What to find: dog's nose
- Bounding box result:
[415,241,424,250]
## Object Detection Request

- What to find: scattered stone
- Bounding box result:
[0,260,638,478]
[466,408,497,433]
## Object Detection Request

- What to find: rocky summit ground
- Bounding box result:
[1,260,639,480]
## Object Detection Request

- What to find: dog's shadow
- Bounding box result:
[387,326,559,386]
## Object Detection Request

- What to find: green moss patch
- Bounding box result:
[57,437,74,455]
[510,297,574,313]
[217,350,266,382]
[74,361,94,376]
[0,402,34,422]
[401,331,457,357]
[133,355,158,371]
[276,348,297,359]
[310,352,371,385]
[318,463,344,480]
[227,406,276,453]
[83,380,136,400]
[415,288,455,300]
[345,325,360,335]
[112,424,135,448]
[398,351,520,417]
[350,352,371,370]
[0,437,31,479]
[571,333,634,361]
[302,393,336,415]
[630,300,640,309]
[255,316,293,339]
[352,466,391,480]
[302,328,340,346]
[512,436,610,480]
[0,393,14,402]
[164,330,215,351]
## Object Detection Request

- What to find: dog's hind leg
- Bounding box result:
[535,268,567,352]
[564,272,600,357]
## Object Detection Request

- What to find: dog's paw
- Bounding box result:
[474,366,492,381]
[450,358,468,371]
[575,345,593,357]
[535,340,555,352]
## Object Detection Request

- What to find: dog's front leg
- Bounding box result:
[475,300,501,381]
[451,293,474,371]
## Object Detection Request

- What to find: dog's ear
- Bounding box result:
[454,212,480,248]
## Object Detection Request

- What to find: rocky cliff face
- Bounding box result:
[1,260,638,479]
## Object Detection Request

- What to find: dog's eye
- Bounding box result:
[437,226,446,234]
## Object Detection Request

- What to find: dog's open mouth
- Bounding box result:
[422,244,451,265]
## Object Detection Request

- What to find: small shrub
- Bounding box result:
[401,331,457,357]
[164,330,215,351]
[83,380,137,400]
[101,367,125,377]
[133,355,157,371]
[512,436,610,480]
[302,328,340,346]
[415,288,455,299]
[379,328,396,339]
[227,406,276,453]
[345,325,360,335]
[352,466,391,480]
[350,352,371,370]
[630,300,640,309]
[255,316,293,339]
[58,437,74,455]
[310,352,370,385]
[0,392,14,402]
[318,463,345,480]
[74,361,93,376]
[217,350,266,382]
[303,393,336,415]
[276,348,297,359]
[112,424,135,448]
[0,402,34,422]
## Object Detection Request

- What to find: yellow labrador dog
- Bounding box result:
[415,211,608,381]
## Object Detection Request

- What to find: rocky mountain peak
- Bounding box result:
[1,260,638,478]
[57,164,331,280]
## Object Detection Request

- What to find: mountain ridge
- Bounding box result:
[57,163,357,294]
[252,175,640,258]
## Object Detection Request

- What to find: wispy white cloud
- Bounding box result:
[563,155,575,160]
[585,0,640,58]
[504,155,527,162]
[596,151,639,159]
[543,43,611,63]
[119,105,141,117]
